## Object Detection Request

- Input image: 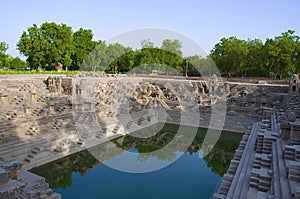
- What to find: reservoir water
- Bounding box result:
[31,123,242,199]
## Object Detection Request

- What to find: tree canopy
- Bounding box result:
[0,41,8,53]
[0,41,26,69]
[71,28,98,70]
[81,38,186,74]
[17,22,74,70]
[6,22,300,79]
[210,30,300,79]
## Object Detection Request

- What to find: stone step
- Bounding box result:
[288,168,300,176]
[250,181,258,189]
[212,193,226,199]
[28,154,34,159]
[43,188,53,195]
[257,184,270,192]
[219,183,230,193]
[250,176,259,183]
[0,180,25,198]
[288,161,300,170]
[0,168,8,185]
[258,179,271,187]
[289,174,300,182]
[0,132,63,160]
[31,150,38,155]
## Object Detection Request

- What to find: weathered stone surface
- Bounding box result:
[289,112,296,122]
[0,74,296,198]
[1,161,23,171]
[0,167,8,185]
[0,180,25,199]
[0,161,61,199]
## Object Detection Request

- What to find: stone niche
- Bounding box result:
[45,76,73,95]
[289,74,300,93]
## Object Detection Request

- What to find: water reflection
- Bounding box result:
[31,124,242,190]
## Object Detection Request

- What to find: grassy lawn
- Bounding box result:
[0,70,130,75]
[0,70,79,75]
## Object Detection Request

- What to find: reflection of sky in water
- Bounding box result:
[54,151,220,199]
[32,124,242,199]
[105,149,184,172]
[127,147,139,153]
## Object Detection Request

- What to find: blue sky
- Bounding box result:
[1,0,300,57]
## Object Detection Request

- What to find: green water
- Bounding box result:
[31,124,242,199]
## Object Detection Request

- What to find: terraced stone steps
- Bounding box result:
[20,169,61,199]
[212,127,254,199]
[0,179,25,198]
[214,107,300,199]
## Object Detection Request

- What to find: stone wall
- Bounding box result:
[0,75,289,171]
[0,74,292,199]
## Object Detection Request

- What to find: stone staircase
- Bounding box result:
[111,125,120,134]
[53,139,74,153]
[0,161,61,199]
[24,147,42,163]
[0,129,20,145]
[287,161,300,182]
[213,112,298,199]
[213,124,256,199]
[285,145,300,161]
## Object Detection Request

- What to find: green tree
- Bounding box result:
[141,39,154,49]
[185,55,201,76]
[116,50,135,72]
[210,30,300,79]
[161,39,182,55]
[81,40,107,71]
[17,22,74,70]
[134,47,162,73]
[0,41,8,53]
[81,41,132,73]
[295,40,300,73]
[71,28,97,70]
[264,30,299,79]
[106,43,131,73]
[161,39,183,74]
[245,39,265,77]
[0,41,9,67]
[211,37,249,77]
[10,57,27,69]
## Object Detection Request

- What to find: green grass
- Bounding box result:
[0,70,79,75]
[0,70,135,76]
[0,70,118,75]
